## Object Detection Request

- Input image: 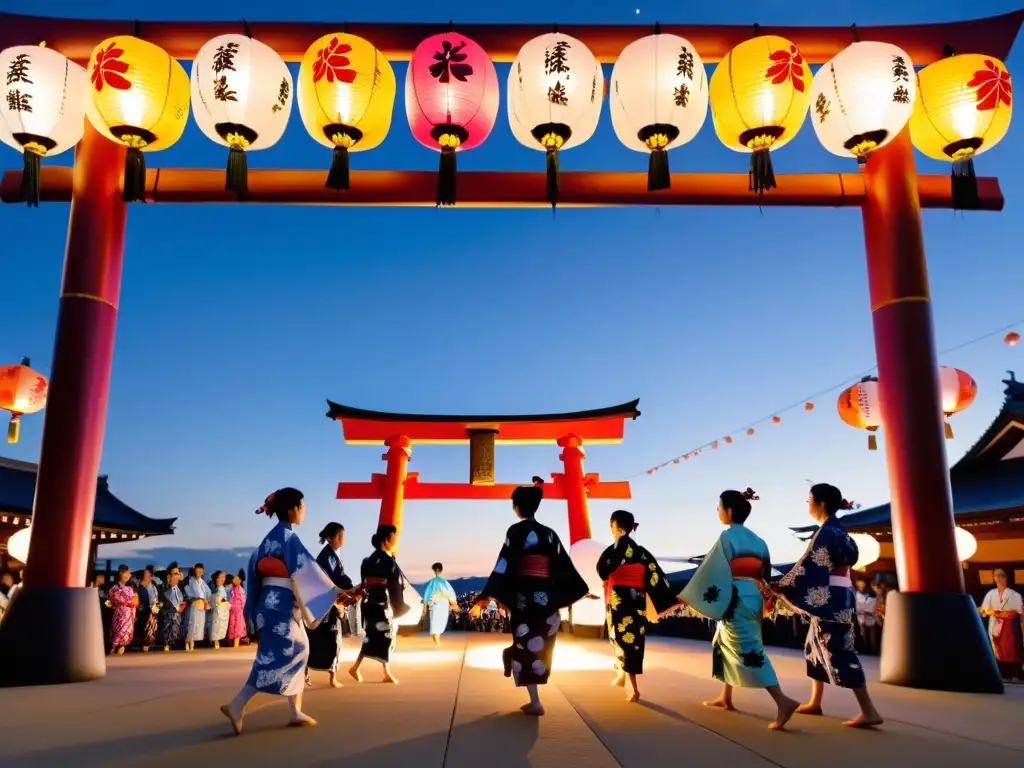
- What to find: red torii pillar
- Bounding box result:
[557,435,592,545]
[861,128,1000,693]
[378,435,411,548]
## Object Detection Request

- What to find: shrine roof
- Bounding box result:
[325,399,640,444]
[0,457,176,537]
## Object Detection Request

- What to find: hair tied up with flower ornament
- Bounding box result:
[741,488,760,501]
[840,499,860,511]
[632,522,640,532]
[255,491,277,516]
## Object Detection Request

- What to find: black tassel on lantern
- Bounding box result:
[437,149,457,206]
[532,123,571,211]
[21,151,41,208]
[647,150,670,192]
[639,124,678,192]
[749,149,777,194]
[546,148,560,208]
[226,148,248,200]
[946,138,983,211]
[327,145,350,190]
[122,147,147,203]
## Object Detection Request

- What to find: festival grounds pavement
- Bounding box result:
[0,633,1021,767]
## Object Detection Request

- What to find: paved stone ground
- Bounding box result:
[0,634,1021,767]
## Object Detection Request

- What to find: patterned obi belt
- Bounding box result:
[829,566,852,588]
[256,557,290,589]
[729,557,764,580]
[519,555,551,578]
[604,563,646,601]
[364,577,388,586]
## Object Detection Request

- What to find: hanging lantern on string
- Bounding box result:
[837,375,882,450]
[937,366,977,439]
[0,45,87,207]
[850,533,881,571]
[191,33,293,200]
[810,41,916,162]
[297,32,396,190]
[1006,331,1021,346]
[0,358,48,444]
[508,31,604,207]
[709,33,811,194]
[804,402,815,411]
[955,526,977,561]
[86,36,190,202]
[609,27,708,190]
[405,31,499,206]
[909,53,1012,210]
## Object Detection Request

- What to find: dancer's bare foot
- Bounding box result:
[843,713,884,729]
[220,704,243,735]
[520,702,545,716]
[627,691,641,703]
[117,646,124,655]
[163,645,170,652]
[769,697,800,730]
[348,666,363,683]
[702,698,735,710]
[328,673,343,689]
[612,672,626,688]
[796,704,823,716]
[382,674,399,684]
[288,713,317,728]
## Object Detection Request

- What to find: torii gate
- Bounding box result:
[327,399,641,546]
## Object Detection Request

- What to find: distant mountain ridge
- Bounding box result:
[414,568,698,596]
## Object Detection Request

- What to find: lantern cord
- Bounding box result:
[749,150,776,195]
[951,158,980,211]
[850,23,860,43]
[448,20,454,32]
[752,23,760,37]
[546,148,560,210]
[344,22,349,34]
[326,146,350,190]
[133,20,142,38]
[226,148,248,201]
[437,148,457,207]
[20,151,41,209]
[553,23,559,34]
[654,22,661,35]
[243,20,253,38]
[122,148,146,203]
[648,149,670,192]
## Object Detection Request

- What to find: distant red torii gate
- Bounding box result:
[327,399,640,546]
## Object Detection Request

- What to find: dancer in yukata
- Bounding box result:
[474,477,590,716]
[156,563,187,652]
[220,488,356,734]
[776,483,883,728]
[106,564,138,655]
[422,562,460,646]
[207,570,231,649]
[134,567,160,652]
[597,510,681,702]
[183,563,212,652]
[306,522,356,688]
[681,488,799,730]
[226,570,248,648]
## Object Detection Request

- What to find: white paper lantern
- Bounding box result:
[0,46,87,207]
[394,581,424,627]
[508,32,604,206]
[810,41,916,161]
[569,537,608,626]
[850,532,880,571]
[955,526,977,562]
[190,34,293,198]
[610,32,708,190]
[7,527,31,564]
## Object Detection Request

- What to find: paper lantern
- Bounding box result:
[394,582,424,627]
[838,375,882,450]
[709,34,811,193]
[86,36,190,202]
[405,31,499,206]
[7,527,31,564]
[609,29,708,190]
[938,366,977,439]
[191,34,293,199]
[810,41,916,161]
[297,33,396,190]
[1006,331,1021,346]
[910,54,1012,209]
[0,357,47,443]
[508,32,604,206]
[955,526,977,562]
[0,45,87,207]
[850,533,880,571]
[569,538,607,626]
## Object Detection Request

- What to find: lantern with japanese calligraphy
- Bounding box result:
[810,41,916,162]
[937,366,977,439]
[0,358,48,444]
[85,36,190,202]
[609,29,708,190]
[405,31,499,206]
[297,32,396,190]
[837,375,882,450]
[909,53,1012,209]
[0,45,87,207]
[508,32,604,206]
[191,34,293,200]
[709,34,811,194]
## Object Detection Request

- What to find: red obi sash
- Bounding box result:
[256,557,288,579]
[519,555,551,578]
[604,563,647,602]
[730,557,763,579]
[364,577,388,586]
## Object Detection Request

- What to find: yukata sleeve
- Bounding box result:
[285,531,341,629]
[110,586,131,606]
[551,532,590,608]
[642,548,679,615]
[244,550,261,632]
[389,562,412,619]
[680,533,736,621]
[777,529,833,617]
[597,540,627,582]
[444,580,457,603]
[479,529,520,608]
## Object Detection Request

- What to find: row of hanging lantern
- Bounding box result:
[0,26,1013,207]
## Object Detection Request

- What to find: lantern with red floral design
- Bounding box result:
[0,358,48,443]
[837,375,882,450]
[937,366,977,439]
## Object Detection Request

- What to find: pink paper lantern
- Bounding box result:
[405,31,499,206]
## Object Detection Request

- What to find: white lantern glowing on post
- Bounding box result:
[7,526,31,564]
[191,34,294,199]
[810,41,916,162]
[508,32,604,207]
[610,28,708,190]
[569,538,607,626]
[955,526,977,562]
[850,532,880,571]
[0,45,87,207]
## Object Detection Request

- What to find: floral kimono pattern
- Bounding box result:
[359,548,410,664]
[226,585,247,641]
[156,584,186,647]
[480,519,589,687]
[206,585,230,642]
[597,536,677,675]
[243,521,339,696]
[422,575,457,637]
[134,582,159,646]
[777,515,864,689]
[307,545,354,671]
[108,583,138,647]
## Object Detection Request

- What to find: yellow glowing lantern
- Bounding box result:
[86,36,190,202]
[909,53,1012,209]
[850,533,880,571]
[955,526,977,562]
[709,34,811,193]
[297,33,396,190]
[7,526,31,564]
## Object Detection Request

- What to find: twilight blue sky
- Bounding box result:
[2,0,1022,581]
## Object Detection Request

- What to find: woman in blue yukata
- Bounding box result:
[220,488,358,734]
[183,563,212,652]
[422,562,460,646]
[680,488,799,730]
[474,478,590,716]
[775,483,884,728]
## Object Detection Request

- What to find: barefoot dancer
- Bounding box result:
[681,489,799,730]
[474,478,590,716]
[349,525,410,685]
[306,522,356,688]
[221,488,355,734]
[423,563,460,646]
[776,483,883,728]
[598,510,680,702]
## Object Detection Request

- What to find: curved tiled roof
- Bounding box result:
[0,457,175,536]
